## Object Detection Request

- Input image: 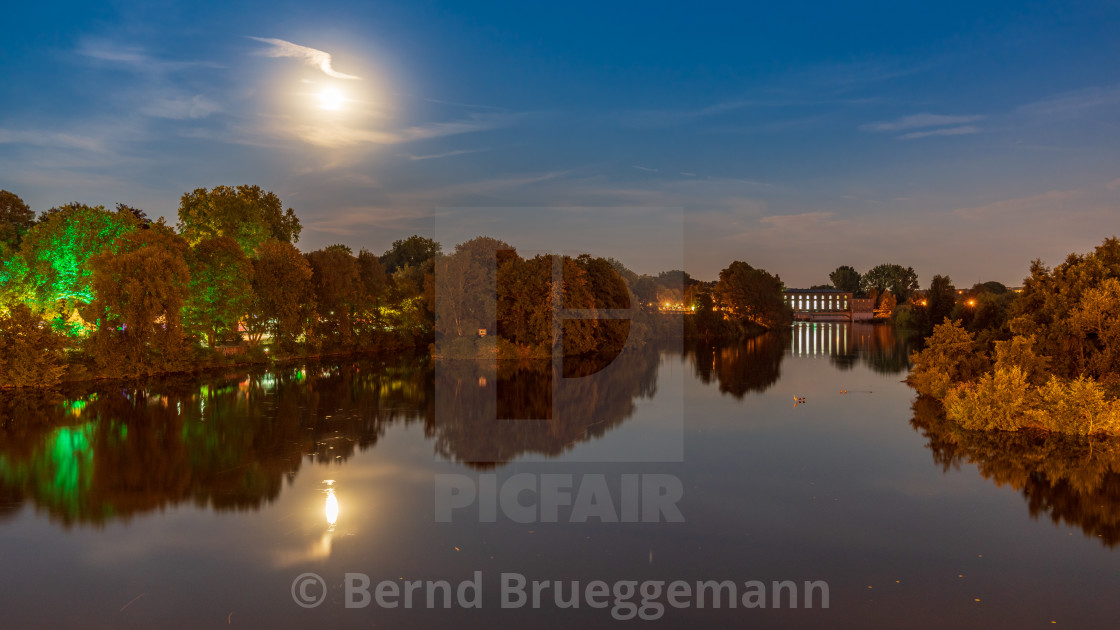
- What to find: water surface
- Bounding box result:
[1,322,1118,628]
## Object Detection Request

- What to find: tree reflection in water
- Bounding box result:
[0,345,669,525]
[684,331,788,398]
[431,345,663,466]
[911,396,1120,547]
[0,357,431,527]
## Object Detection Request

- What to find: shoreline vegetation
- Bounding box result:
[0,186,794,390]
[908,237,1120,436]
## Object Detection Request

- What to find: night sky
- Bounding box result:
[2,0,1118,285]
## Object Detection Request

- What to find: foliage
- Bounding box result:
[86,224,191,376]
[714,261,791,329]
[861,263,919,305]
[177,185,301,255]
[247,240,313,351]
[306,246,361,347]
[944,369,1120,435]
[184,236,253,348]
[434,237,512,342]
[0,304,69,388]
[17,203,139,322]
[913,238,1120,436]
[907,320,988,398]
[0,190,34,250]
[829,265,862,294]
[379,235,441,274]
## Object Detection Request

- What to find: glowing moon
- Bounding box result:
[318,87,345,111]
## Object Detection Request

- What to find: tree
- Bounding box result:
[87,224,191,376]
[879,291,897,313]
[829,265,862,294]
[177,185,301,255]
[908,320,988,398]
[247,240,313,350]
[17,203,140,322]
[355,248,389,339]
[306,245,361,347]
[0,190,34,250]
[861,263,919,305]
[926,274,956,329]
[115,203,152,226]
[714,261,791,329]
[380,235,441,274]
[0,304,69,387]
[435,237,512,341]
[184,236,253,348]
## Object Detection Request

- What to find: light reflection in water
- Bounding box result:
[325,486,339,531]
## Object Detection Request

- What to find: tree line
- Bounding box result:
[0,186,793,387]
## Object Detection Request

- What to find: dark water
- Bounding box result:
[1,322,1118,628]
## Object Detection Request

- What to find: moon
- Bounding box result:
[318,87,345,111]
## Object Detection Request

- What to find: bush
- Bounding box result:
[908,320,989,398]
[0,304,70,388]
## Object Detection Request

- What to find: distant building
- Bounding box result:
[850,298,875,321]
[783,289,852,321]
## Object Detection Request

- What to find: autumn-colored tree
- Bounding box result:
[247,240,313,350]
[435,237,513,341]
[184,236,253,348]
[306,245,361,347]
[177,185,301,256]
[714,261,791,329]
[87,224,191,376]
[908,320,989,399]
[0,190,34,251]
[496,253,553,351]
[0,304,69,387]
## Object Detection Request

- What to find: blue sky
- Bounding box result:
[1,0,1119,286]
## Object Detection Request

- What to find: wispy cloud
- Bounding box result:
[406,148,488,161]
[280,113,519,149]
[1017,85,1120,118]
[631,165,659,172]
[861,113,983,132]
[249,37,360,80]
[0,128,104,152]
[76,40,220,73]
[140,94,220,119]
[899,125,981,140]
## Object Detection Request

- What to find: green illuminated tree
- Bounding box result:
[176,185,301,255]
[87,224,191,376]
[184,236,253,348]
[18,203,139,323]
